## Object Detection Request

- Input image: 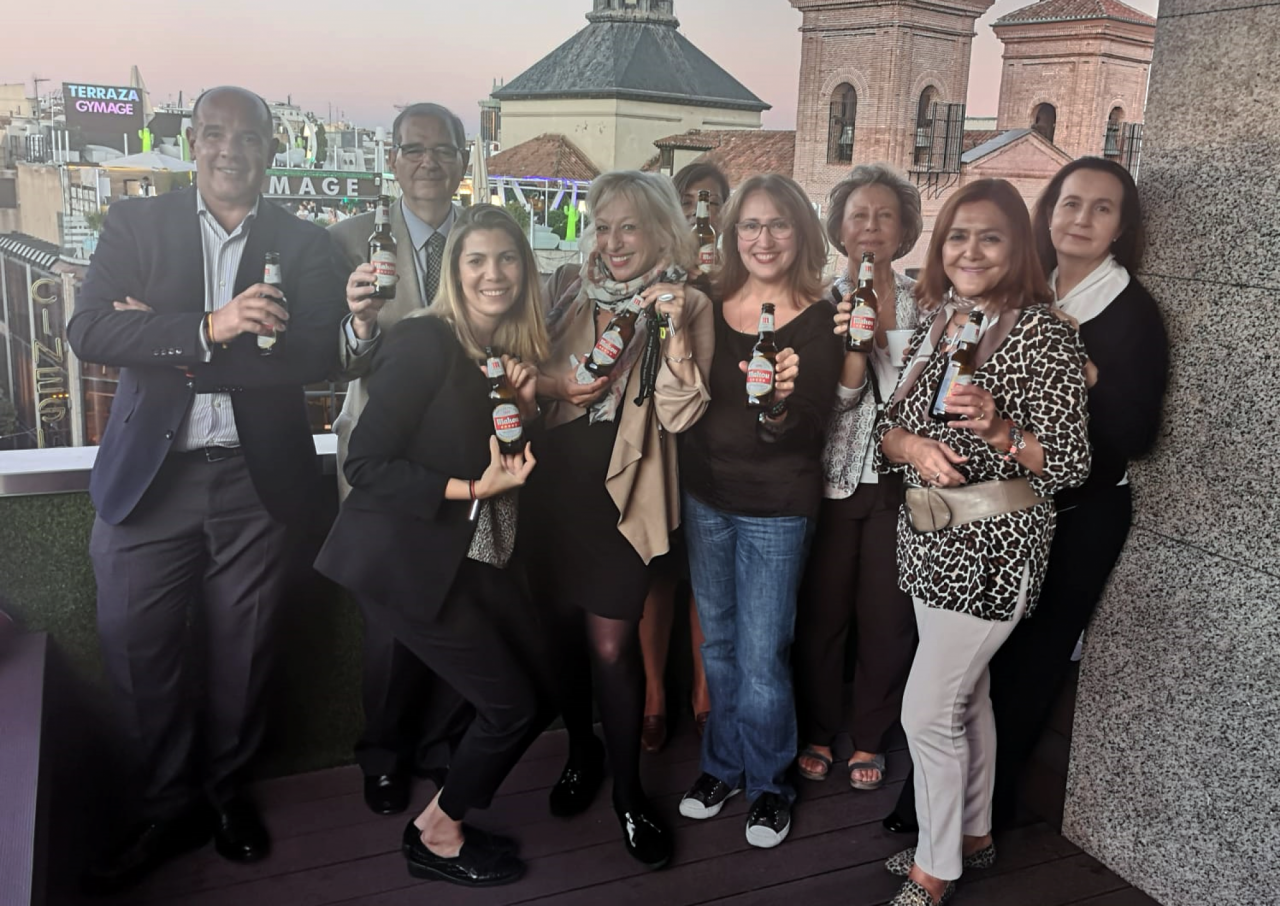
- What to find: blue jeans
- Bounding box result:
[683,493,812,804]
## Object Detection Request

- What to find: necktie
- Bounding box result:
[424,232,447,305]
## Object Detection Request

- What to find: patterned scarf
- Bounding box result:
[547,251,685,423]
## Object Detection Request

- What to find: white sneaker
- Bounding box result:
[745,792,791,848]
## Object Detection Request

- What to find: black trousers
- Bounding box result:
[358,559,555,819]
[794,476,916,752]
[91,455,290,821]
[355,619,473,778]
[892,485,1134,828]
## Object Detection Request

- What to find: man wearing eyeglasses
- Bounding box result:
[328,102,473,818]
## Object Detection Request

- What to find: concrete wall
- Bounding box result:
[0,84,34,119]
[498,96,760,172]
[1061,4,1280,905]
[15,162,63,247]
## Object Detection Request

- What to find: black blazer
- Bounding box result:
[67,188,347,526]
[314,316,495,618]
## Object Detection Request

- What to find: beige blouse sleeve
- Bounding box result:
[652,287,715,434]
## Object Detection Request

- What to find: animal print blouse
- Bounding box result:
[873,304,1091,621]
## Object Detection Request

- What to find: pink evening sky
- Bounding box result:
[4,0,1159,134]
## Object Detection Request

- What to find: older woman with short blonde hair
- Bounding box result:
[522,170,715,871]
[794,163,925,793]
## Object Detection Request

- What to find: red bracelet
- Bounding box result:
[469,479,476,501]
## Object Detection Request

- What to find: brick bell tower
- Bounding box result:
[790,0,996,206]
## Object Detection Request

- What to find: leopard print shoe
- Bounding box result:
[885,842,997,877]
[888,878,956,906]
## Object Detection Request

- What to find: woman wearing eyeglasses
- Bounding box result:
[676,174,843,850]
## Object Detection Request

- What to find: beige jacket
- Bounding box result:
[542,266,715,564]
[328,200,462,498]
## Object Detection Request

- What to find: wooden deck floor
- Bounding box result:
[66,723,1159,906]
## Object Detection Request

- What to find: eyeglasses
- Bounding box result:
[395,143,464,164]
[736,219,794,241]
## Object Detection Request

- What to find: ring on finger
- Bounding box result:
[657,292,675,302]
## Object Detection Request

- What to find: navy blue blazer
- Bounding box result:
[68,188,347,526]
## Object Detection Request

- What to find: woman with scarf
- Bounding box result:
[880,159,1170,841]
[874,179,1091,906]
[522,170,715,869]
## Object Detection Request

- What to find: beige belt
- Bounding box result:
[904,478,1046,534]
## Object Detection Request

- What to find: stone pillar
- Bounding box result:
[1061,3,1280,906]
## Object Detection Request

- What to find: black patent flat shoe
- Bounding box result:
[549,736,606,818]
[403,827,524,887]
[615,801,673,869]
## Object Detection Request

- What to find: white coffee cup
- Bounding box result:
[885,329,914,367]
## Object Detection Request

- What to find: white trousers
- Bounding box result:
[901,568,1029,880]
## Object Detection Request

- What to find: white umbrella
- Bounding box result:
[100,151,196,172]
[471,139,490,205]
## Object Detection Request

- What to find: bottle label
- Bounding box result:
[858,259,874,282]
[257,332,276,350]
[698,243,718,274]
[492,403,523,443]
[746,355,775,398]
[849,304,876,342]
[375,206,389,226]
[371,250,397,288]
[696,199,709,219]
[758,311,775,333]
[959,317,981,345]
[932,361,972,416]
[485,356,505,379]
[264,263,282,284]
[591,329,625,367]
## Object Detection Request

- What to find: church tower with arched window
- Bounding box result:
[790,0,996,203]
[993,0,1156,163]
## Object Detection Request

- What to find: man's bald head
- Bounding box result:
[192,86,274,138]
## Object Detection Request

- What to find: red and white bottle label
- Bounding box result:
[264,263,282,283]
[698,244,718,273]
[591,329,625,366]
[858,259,874,282]
[486,356,505,379]
[371,250,397,288]
[493,403,523,443]
[758,311,775,333]
[849,306,876,342]
[746,355,775,398]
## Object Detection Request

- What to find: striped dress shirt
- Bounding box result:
[173,194,261,451]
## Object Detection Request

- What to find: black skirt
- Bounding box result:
[520,414,652,621]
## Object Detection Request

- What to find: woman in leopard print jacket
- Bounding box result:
[872,179,1091,906]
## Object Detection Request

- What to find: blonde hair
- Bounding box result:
[715,174,827,303]
[410,205,551,363]
[586,170,698,274]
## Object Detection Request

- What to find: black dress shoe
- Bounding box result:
[81,805,213,895]
[882,808,919,835]
[615,801,673,869]
[401,819,518,857]
[214,798,270,863]
[403,826,525,887]
[549,736,606,818]
[364,773,411,815]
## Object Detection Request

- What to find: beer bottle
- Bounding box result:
[745,302,778,408]
[584,293,643,378]
[691,189,719,293]
[368,194,397,300]
[930,310,985,421]
[485,346,524,454]
[258,251,286,356]
[845,251,877,354]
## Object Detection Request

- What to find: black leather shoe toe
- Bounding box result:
[81,806,213,895]
[364,773,411,815]
[616,803,673,869]
[214,799,270,863]
[882,809,919,835]
[402,820,519,858]
[549,737,606,818]
[404,829,525,887]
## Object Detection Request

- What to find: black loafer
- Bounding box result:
[81,805,213,895]
[882,808,919,835]
[615,801,673,869]
[549,736,606,818]
[404,830,525,887]
[364,773,411,816]
[402,819,518,857]
[213,798,270,863]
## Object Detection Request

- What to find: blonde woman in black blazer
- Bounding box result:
[316,205,552,888]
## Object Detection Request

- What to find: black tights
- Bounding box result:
[553,606,646,810]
